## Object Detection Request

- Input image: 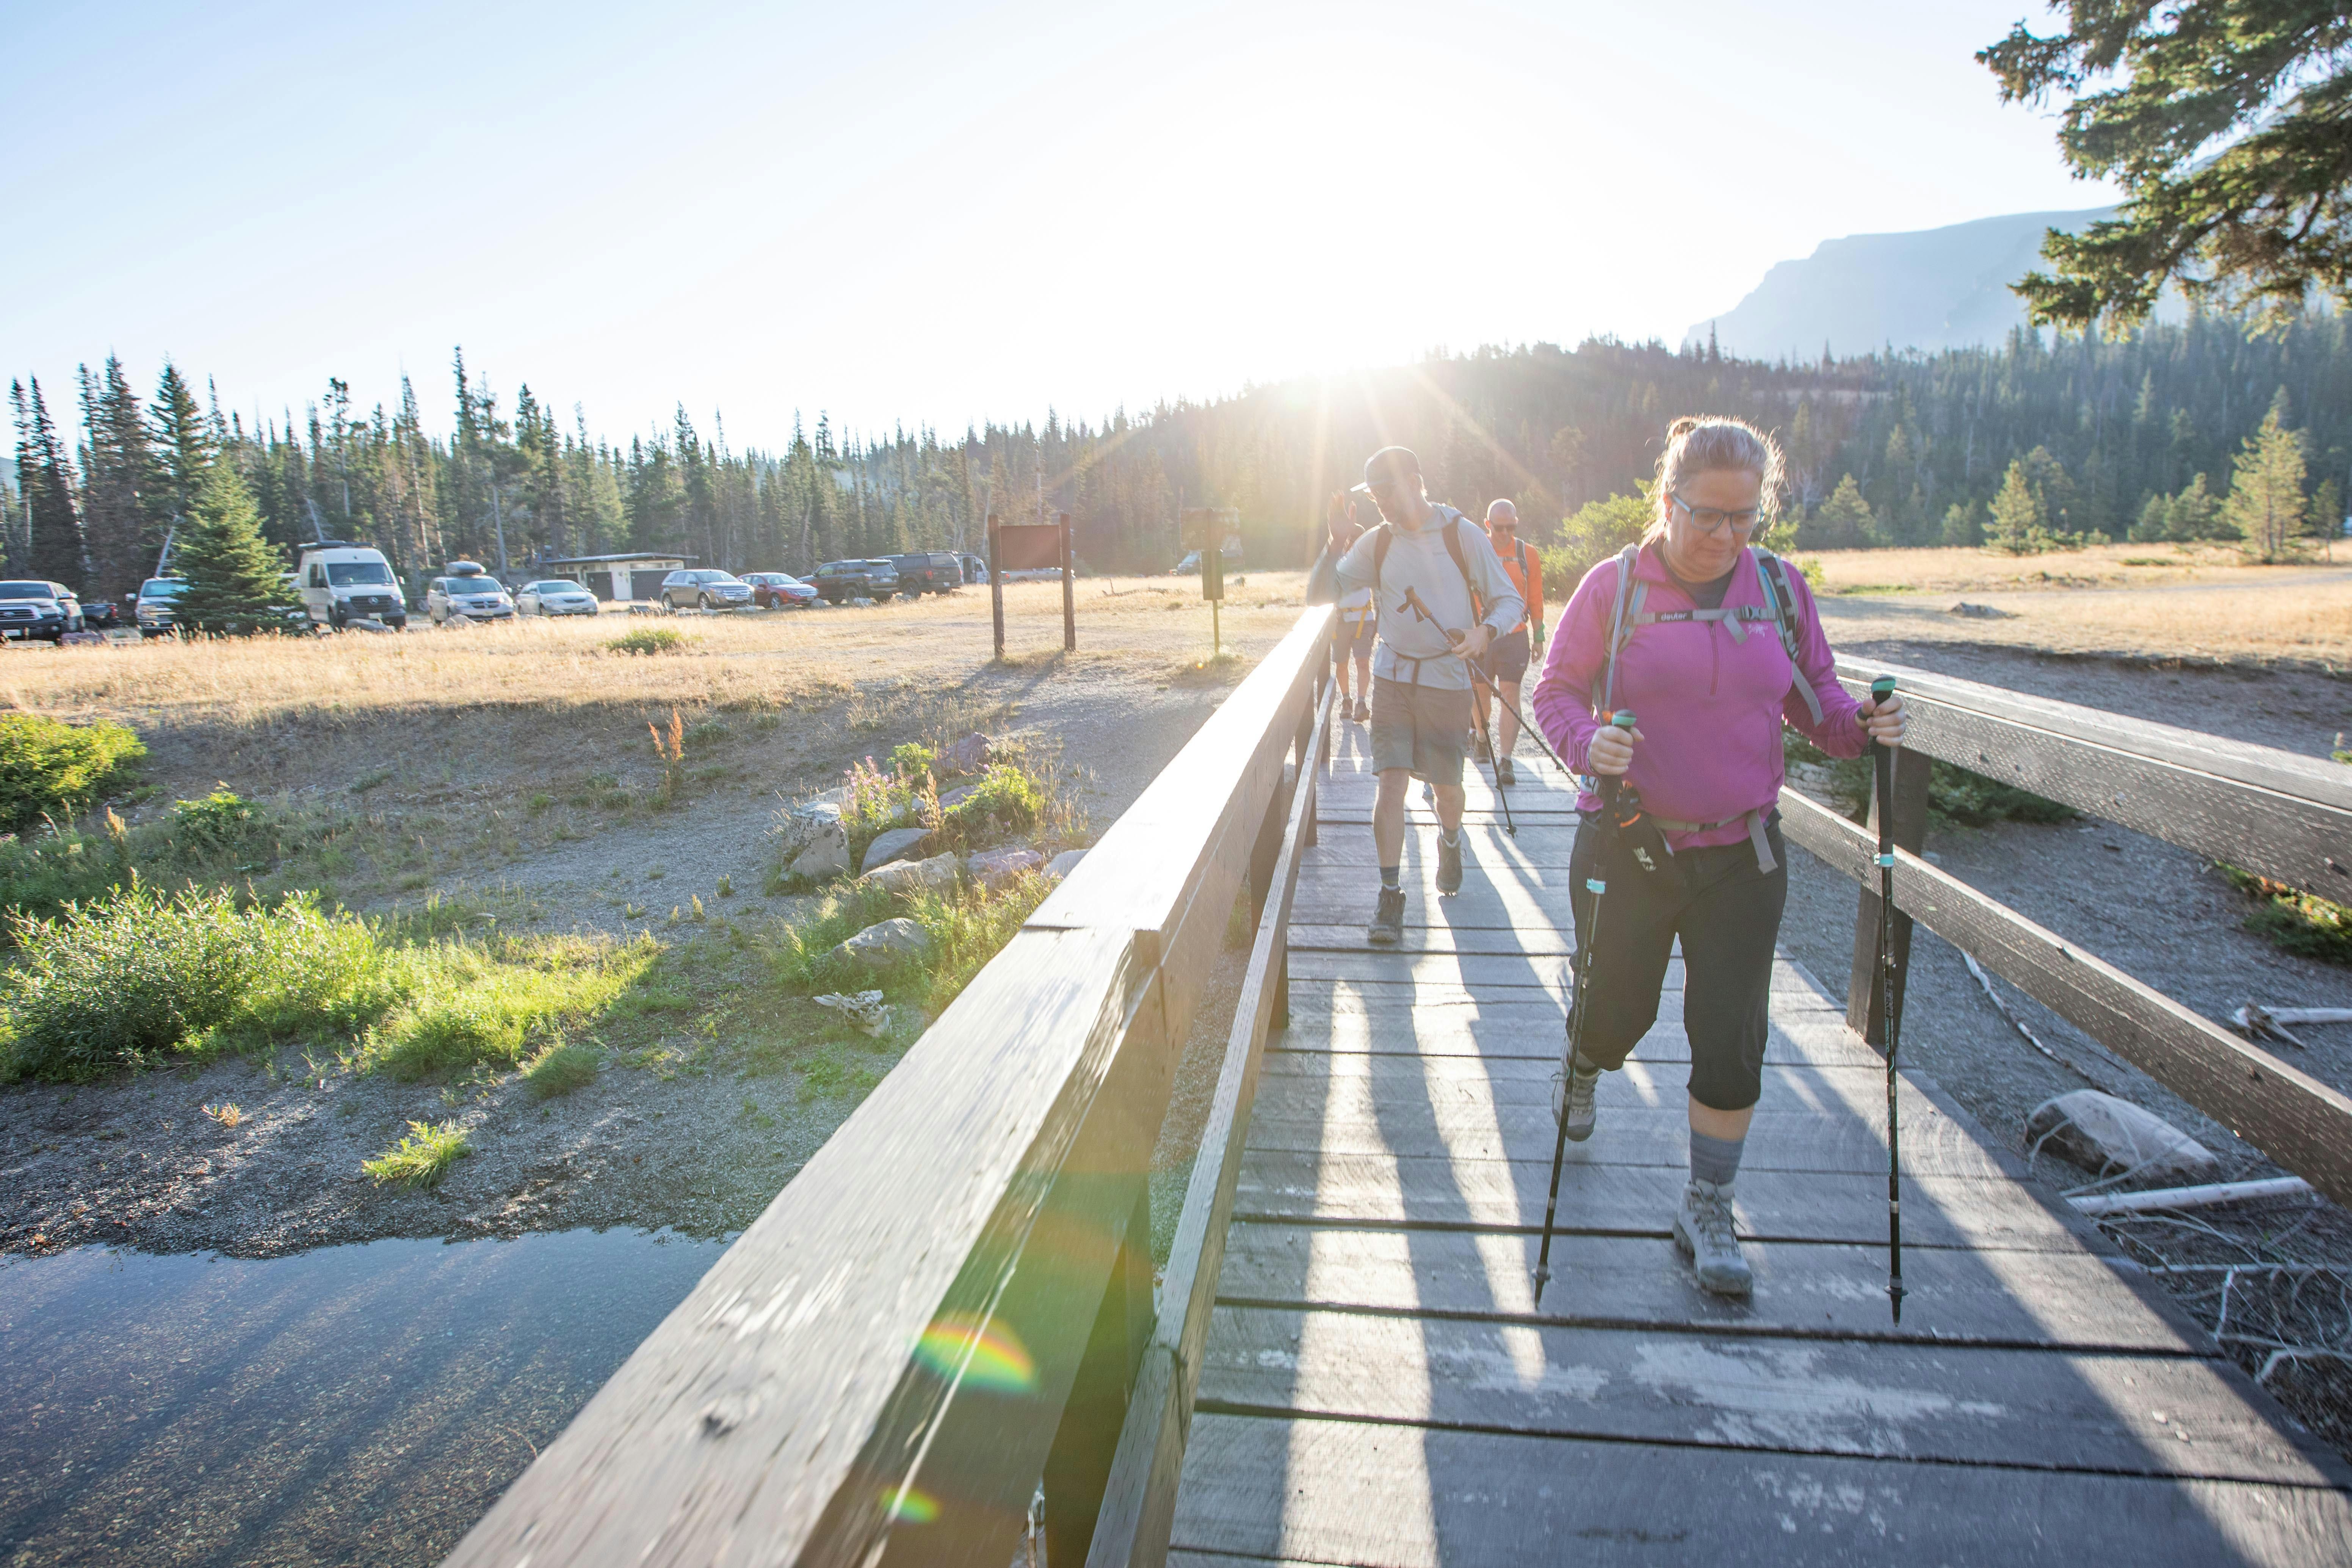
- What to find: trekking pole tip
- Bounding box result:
[1888,1281,1906,1323]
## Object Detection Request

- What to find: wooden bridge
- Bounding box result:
[445,608,2352,1567]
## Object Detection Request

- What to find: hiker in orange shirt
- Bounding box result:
[1474,499,1545,785]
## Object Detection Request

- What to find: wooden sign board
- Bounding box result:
[995,523,1062,572]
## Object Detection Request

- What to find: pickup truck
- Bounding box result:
[812,558,901,605]
[888,552,963,597]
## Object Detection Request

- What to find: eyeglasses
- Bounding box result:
[1668,492,1762,537]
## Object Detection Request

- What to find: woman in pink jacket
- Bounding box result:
[1531,415,1906,1299]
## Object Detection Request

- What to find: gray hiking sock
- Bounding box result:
[1379,865,1401,890]
[1439,828,1460,848]
[1689,1129,1746,1188]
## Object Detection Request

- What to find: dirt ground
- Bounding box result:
[2,565,2348,1296]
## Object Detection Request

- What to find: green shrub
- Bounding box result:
[606,627,686,656]
[1,885,407,1081]
[889,742,936,778]
[0,714,145,834]
[362,1120,471,1187]
[2220,867,2352,966]
[168,787,260,849]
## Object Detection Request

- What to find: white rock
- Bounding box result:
[861,826,933,874]
[861,852,961,898]
[968,847,1043,890]
[812,990,892,1037]
[937,782,983,812]
[1045,849,1086,883]
[834,917,931,965]
[777,802,851,882]
[2027,1090,2218,1181]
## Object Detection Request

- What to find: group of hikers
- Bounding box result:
[1310,418,1908,1299]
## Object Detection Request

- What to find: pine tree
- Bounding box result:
[175,463,295,635]
[2307,476,2343,560]
[147,359,213,544]
[2223,409,2308,562]
[1800,474,1873,550]
[9,377,85,586]
[76,356,156,601]
[1986,460,2042,554]
[2166,474,2221,540]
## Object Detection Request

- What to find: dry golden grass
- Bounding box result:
[1797,540,2338,595]
[1808,557,2352,668]
[0,575,1310,732]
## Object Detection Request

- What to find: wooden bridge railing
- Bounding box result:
[1785,655,2352,1212]
[442,608,1332,1568]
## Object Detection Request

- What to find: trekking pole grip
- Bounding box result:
[1598,710,1635,808]
[1868,675,1897,747]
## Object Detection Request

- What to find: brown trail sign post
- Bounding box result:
[987,509,1076,661]
[1182,506,1239,655]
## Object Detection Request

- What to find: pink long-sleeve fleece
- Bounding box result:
[1530,542,1869,852]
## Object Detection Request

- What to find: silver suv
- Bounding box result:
[426,570,515,622]
[655,569,753,611]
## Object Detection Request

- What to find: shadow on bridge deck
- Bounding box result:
[1166,727,2352,1566]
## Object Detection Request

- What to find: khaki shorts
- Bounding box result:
[1370,676,1470,786]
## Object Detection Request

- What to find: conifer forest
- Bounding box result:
[11,310,2351,606]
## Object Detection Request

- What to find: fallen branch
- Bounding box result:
[2234,1004,2352,1051]
[1963,952,2105,1089]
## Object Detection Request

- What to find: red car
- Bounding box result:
[743,572,817,609]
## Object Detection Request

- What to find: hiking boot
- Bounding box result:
[1435,833,1464,895]
[1472,732,1492,762]
[1551,1056,1599,1141]
[1495,756,1517,787]
[1674,1179,1753,1298]
[1352,698,1370,723]
[1367,887,1406,947]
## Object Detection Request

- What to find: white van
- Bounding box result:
[296,542,408,630]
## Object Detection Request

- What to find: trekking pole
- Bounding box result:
[1533,709,1636,1307]
[1395,589,1575,780]
[1396,588,1516,837]
[1868,674,1907,1324]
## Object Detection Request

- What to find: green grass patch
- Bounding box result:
[520,1038,603,1098]
[362,1120,471,1187]
[0,713,146,835]
[768,870,1054,1008]
[606,627,688,656]
[354,932,656,1080]
[2220,867,2352,966]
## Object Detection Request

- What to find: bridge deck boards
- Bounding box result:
[1164,731,2352,1565]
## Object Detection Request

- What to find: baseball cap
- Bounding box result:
[1349,446,1421,495]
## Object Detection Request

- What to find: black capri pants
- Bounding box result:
[1566,809,1788,1112]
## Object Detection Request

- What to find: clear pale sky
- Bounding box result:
[2,0,2113,448]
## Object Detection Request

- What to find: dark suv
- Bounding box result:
[0,581,83,642]
[888,553,962,597]
[812,559,901,605]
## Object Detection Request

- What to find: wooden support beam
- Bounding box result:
[1833,655,2352,899]
[1780,785,2352,1212]
[1847,746,1931,1043]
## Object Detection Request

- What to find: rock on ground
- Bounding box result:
[1046,849,1085,882]
[861,826,932,873]
[779,802,850,881]
[939,733,992,775]
[2026,1089,2219,1182]
[968,847,1042,889]
[860,852,960,898]
[834,916,931,965]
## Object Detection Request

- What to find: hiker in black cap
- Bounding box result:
[1335,446,1525,946]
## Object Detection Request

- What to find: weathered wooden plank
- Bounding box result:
[1197,1306,2340,1484]
[1287,951,1575,990]
[1303,837,1582,868]
[1781,784,2352,1211]
[444,926,1160,1568]
[1213,1223,2206,1350]
[1230,1149,2096,1253]
[1086,685,1333,1568]
[1168,1415,2352,1568]
[1239,1089,2014,1179]
[1837,655,2352,900]
[1287,923,1577,956]
[1255,1050,1946,1113]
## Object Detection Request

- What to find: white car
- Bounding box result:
[426,567,515,623]
[515,579,600,617]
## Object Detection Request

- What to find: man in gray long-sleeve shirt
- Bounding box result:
[1337,445,1524,945]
